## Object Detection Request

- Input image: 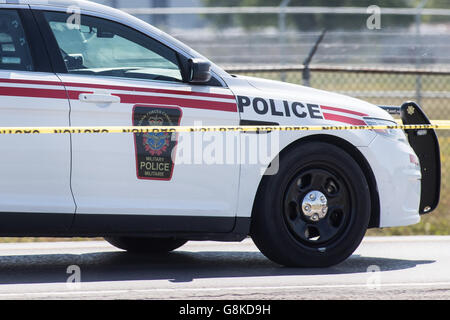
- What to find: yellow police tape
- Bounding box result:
[0,121,449,135]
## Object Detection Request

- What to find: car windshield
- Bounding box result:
[46,14,183,83]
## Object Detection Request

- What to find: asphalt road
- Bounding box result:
[0,236,449,300]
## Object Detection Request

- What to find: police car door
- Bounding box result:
[38,10,240,233]
[0,7,74,231]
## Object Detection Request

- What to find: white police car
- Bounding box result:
[0,0,440,267]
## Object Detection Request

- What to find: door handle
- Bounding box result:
[79,93,121,104]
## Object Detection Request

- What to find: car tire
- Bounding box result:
[105,237,187,254]
[250,142,371,267]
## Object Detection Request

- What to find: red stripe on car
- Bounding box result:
[321,105,368,117]
[0,86,237,112]
[0,79,235,100]
[323,113,367,126]
[0,86,67,99]
[62,82,235,100]
[113,93,237,112]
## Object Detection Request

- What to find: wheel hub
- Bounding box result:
[301,190,328,222]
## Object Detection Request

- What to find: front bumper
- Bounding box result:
[400,102,441,215]
[361,102,441,228]
[360,134,422,228]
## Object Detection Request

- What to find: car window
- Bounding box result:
[0,10,34,72]
[43,11,183,83]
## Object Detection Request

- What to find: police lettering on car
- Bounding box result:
[237,96,323,119]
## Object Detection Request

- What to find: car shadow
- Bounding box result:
[0,249,435,285]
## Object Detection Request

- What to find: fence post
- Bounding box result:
[303,29,327,87]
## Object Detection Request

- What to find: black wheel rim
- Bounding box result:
[283,165,353,247]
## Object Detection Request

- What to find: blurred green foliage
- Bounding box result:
[201,0,449,30]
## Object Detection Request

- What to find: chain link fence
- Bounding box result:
[227,65,450,235]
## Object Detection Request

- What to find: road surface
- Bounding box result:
[0,236,449,300]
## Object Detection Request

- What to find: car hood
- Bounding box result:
[231,75,392,121]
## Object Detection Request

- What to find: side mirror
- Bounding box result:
[188,59,212,84]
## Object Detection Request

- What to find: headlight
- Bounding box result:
[363,118,407,142]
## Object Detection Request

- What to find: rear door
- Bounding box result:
[0,7,74,232]
[36,9,240,234]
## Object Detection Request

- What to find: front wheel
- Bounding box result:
[251,142,371,267]
[105,237,187,254]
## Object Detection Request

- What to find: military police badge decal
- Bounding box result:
[133,105,182,181]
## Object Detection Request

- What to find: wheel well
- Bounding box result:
[252,135,380,229]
